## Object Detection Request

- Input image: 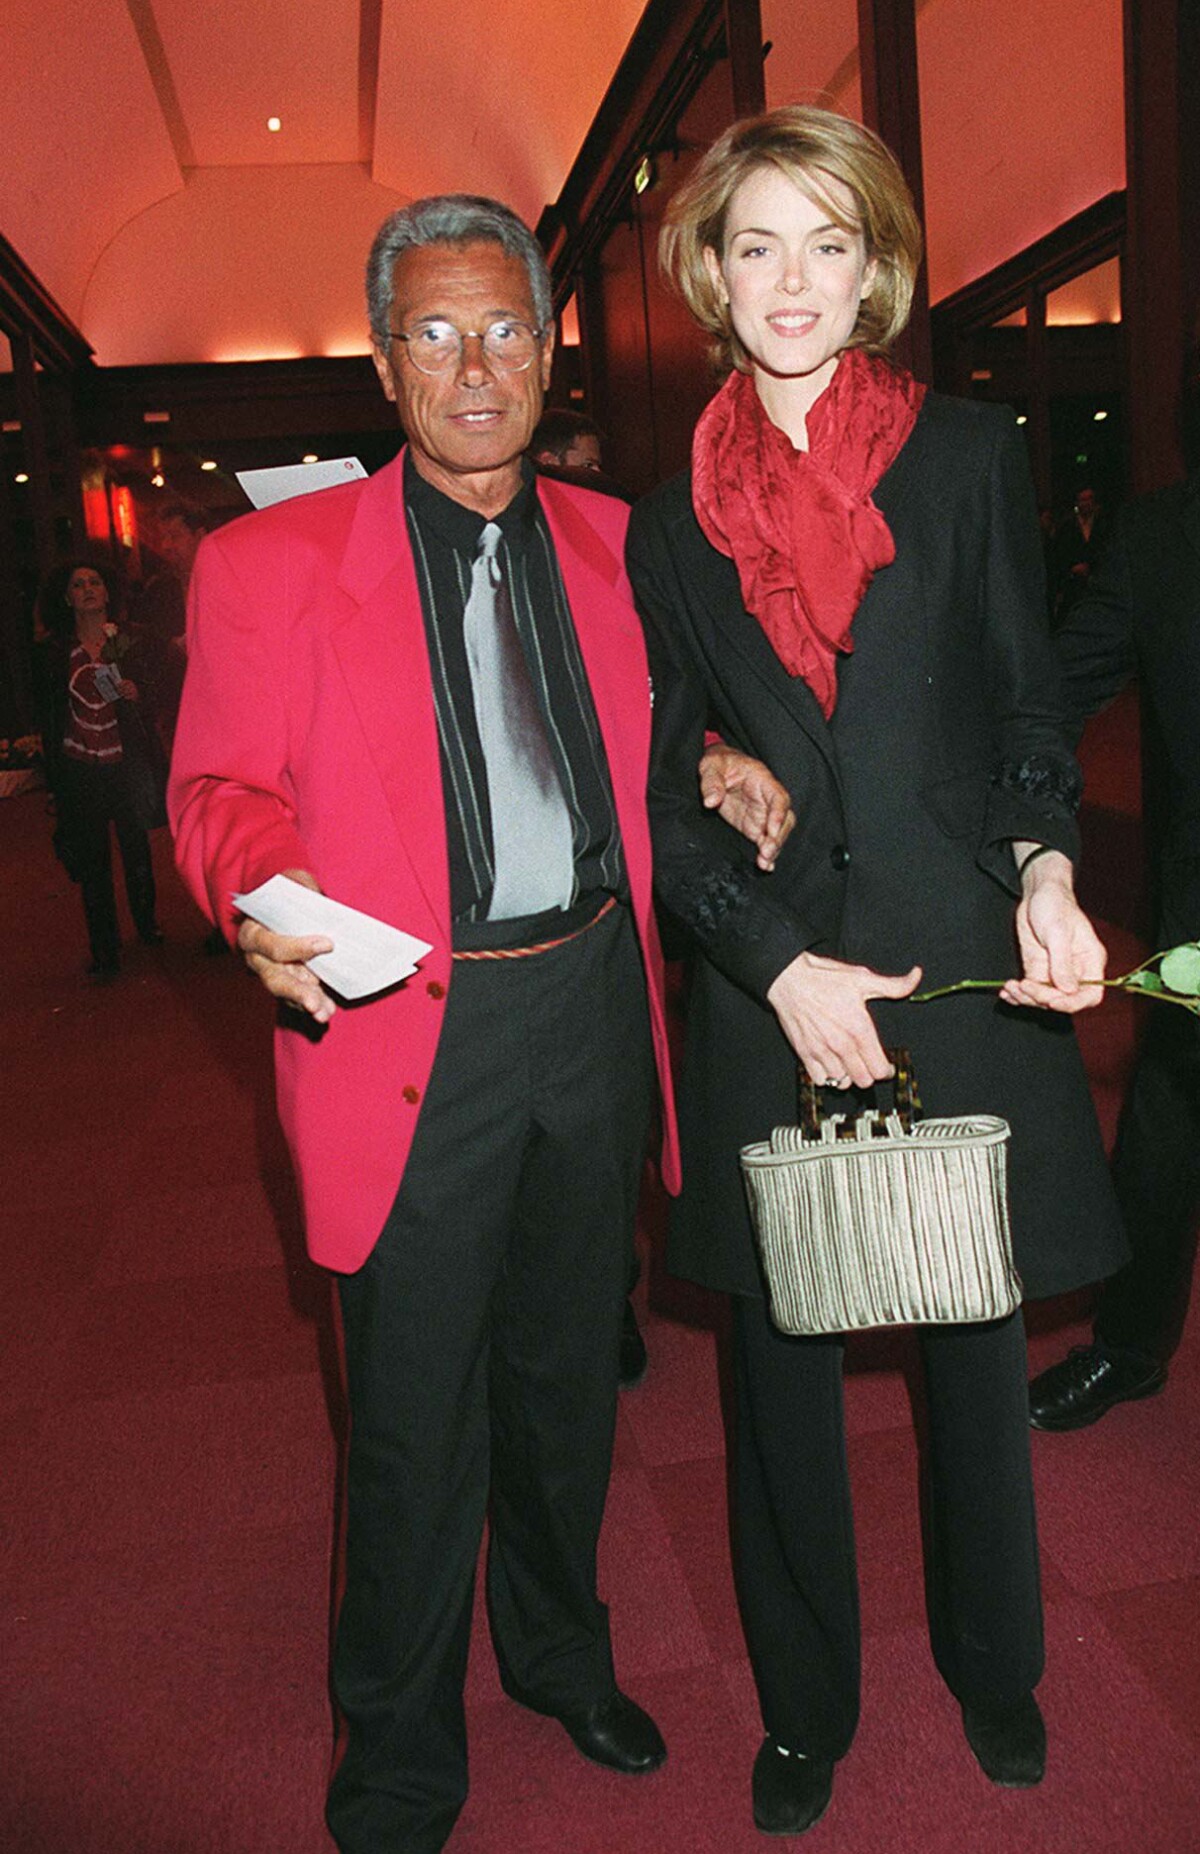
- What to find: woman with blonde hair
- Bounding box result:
[628,107,1125,1835]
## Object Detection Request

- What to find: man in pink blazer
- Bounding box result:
[170,196,788,1854]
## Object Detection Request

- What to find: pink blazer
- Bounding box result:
[169,454,680,1273]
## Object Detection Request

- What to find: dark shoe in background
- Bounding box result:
[751,1737,834,1836]
[961,1692,1046,1787]
[619,1297,649,1389]
[1028,1342,1166,1431]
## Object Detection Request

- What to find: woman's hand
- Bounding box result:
[698,743,796,870]
[766,950,922,1088]
[235,868,337,1024]
[1000,847,1106,1013]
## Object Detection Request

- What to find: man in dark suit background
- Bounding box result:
[1030,462,1200,1428]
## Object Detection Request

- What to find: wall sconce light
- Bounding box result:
[633,155,655,196]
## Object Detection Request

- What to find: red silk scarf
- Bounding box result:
[691,348,926,717]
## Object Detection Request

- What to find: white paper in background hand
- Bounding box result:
[93,662,123,702]
[233,875,434,1001]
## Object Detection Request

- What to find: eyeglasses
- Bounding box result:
[389,318,545,375]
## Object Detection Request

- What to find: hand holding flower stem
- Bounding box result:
[913,943,1200,1016]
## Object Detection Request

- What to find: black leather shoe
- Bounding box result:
[558,1690,666,1775]
[619,1298,648,1389]
[1029,1342,1166,1431]
[752,1738,833,1836]
[962,1693,1046,1787]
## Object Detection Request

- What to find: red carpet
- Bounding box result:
[3,707,1198,1852]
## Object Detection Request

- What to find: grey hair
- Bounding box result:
[366,194,553,348]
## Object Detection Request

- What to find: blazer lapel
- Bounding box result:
[331,453,450,935]
[687,512,841,777]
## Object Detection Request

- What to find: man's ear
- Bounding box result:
[372,344,398,404]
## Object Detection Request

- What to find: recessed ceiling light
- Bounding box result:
[1093,409,1108,421]
[150,472,165,487]
[302,453,319,464]
[200,459,218,472]
[1015,415,1027,426]
[267,116,282,133]
[14,471,29,484]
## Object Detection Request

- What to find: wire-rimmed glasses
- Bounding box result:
[389,318,545,375]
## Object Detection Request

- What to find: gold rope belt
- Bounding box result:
[451,895,617,962]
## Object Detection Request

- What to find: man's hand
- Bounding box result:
[1000,847,1106,1013]
[116,678,139,701]
[698,743,796,871]
[236,868,337,1024]
[766,950,922,1089]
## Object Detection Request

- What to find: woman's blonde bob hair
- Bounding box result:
[660,105,923,374]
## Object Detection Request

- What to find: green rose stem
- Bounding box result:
[911,942,1200,1016]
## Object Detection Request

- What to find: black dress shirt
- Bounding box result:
[403,453,625,926]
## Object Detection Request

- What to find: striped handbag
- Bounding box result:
[739,1051,1023,1336]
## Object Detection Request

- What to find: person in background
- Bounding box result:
[35,559,165,979]
[1029,460,1200,1428]
[530,406,605,474]
[627,106,1126,1836]
[1050,486,1111,627]
[132,504,212,740]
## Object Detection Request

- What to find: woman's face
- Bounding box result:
[704,165,876,401]
[66,567,109,621]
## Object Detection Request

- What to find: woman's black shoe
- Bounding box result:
[752,1738,834,1835]
[961,1693,1046,1787]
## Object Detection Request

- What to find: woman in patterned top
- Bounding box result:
[37,559,165,978]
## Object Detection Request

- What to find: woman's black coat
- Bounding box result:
[627,392,1127,1302]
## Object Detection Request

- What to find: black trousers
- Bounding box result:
[58,760,157,966]
[328,903,654,1854]
[1095,1005,1200,1363]
[731,1297,1043,1761]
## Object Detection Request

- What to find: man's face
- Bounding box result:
[372,240,553,516]
[558,434,603,472]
